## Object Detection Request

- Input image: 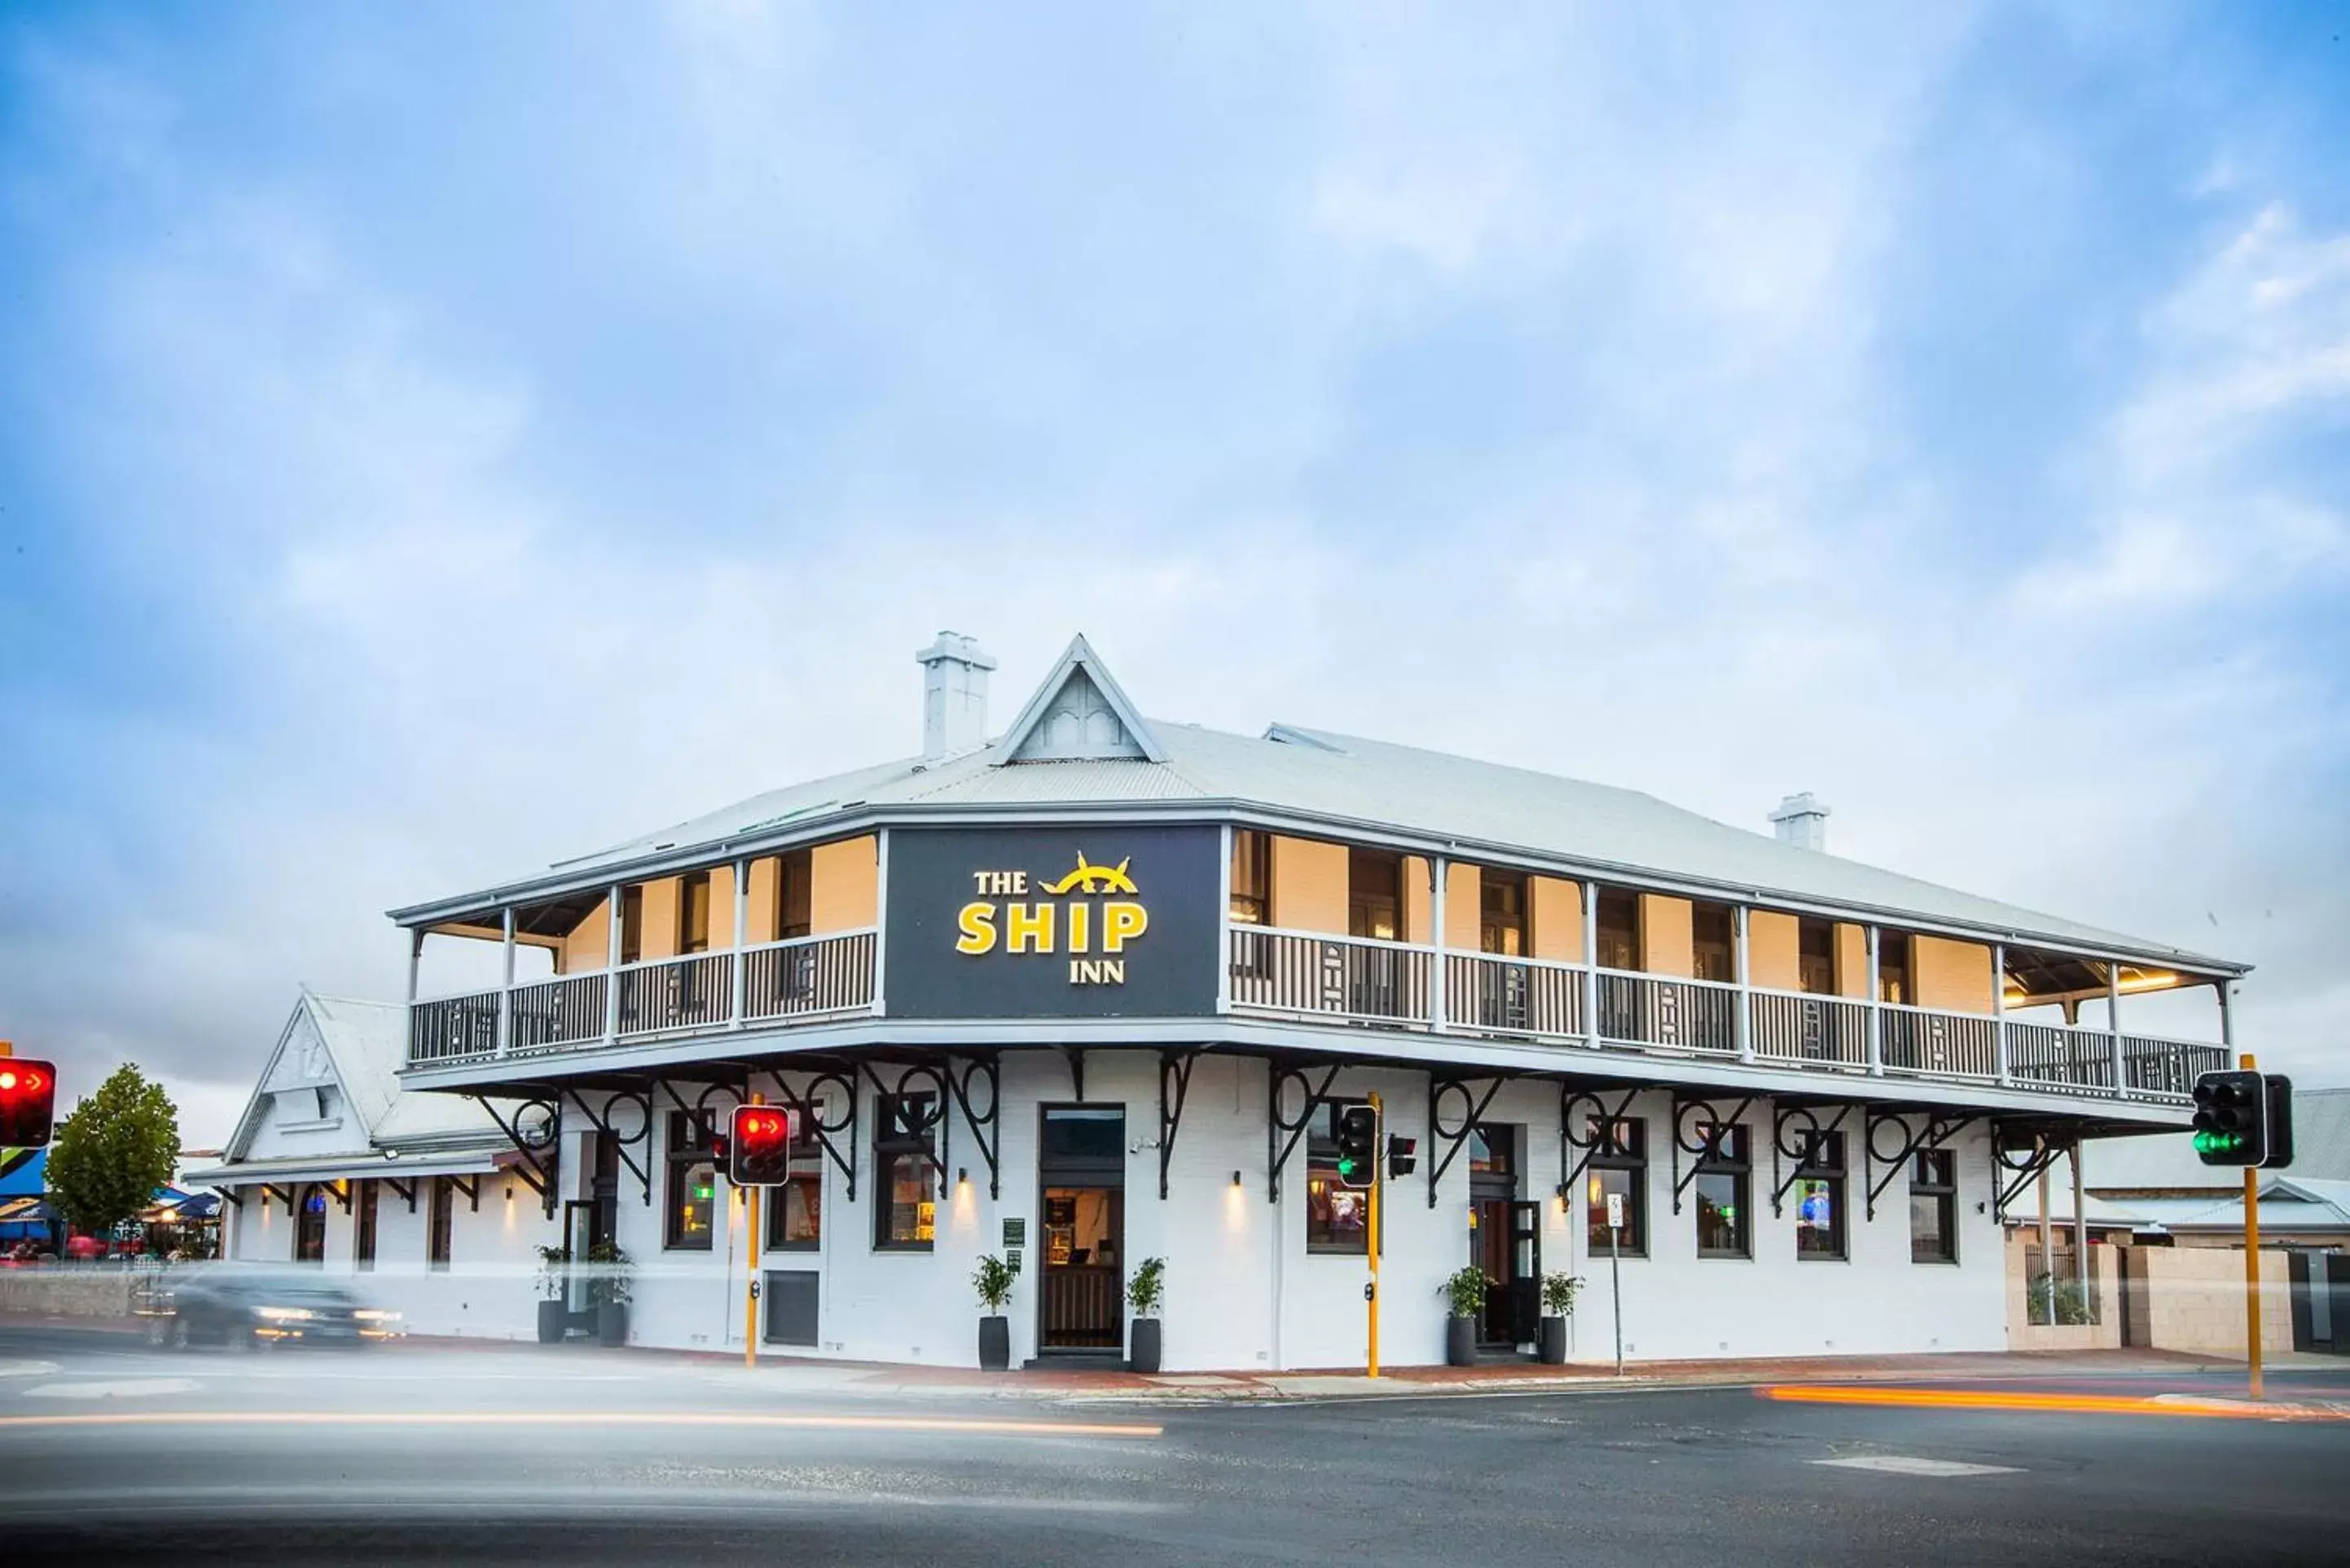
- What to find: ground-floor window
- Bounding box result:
[1693,1123,1750,1259]
[1792,1132,1847,1261]
[1306,1101,1370,1254]
[295,1184,328,1263]
[1910,1149,1957,1263]
[1584,1117,1647,1258]
[427,1177,454,1270]
[766,1106,824,1252]
[665,1113,718,1250]
[873,1092,938,1250]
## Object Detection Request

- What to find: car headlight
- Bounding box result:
[254,1306,317,1321]
[353,1309,400,1322]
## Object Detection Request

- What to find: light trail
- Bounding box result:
[0,1410,1164,1438]
[1758,1384,2341,1422]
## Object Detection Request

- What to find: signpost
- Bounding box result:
[1606,1191,1625,1377]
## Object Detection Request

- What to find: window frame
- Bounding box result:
[872,1092,939,1253]
[1692,1122,1752,1261]
[679,871,713,955]
[1228,829,1271,926]
[1595,889,1640,972]
[1791,1131,1847,1263]
[1692,902,1734,983]
[774,848,813,941]
[1878,930,1911,1004]
[663,1111,719,1252]
[1909,1149,1959,1265]
[1478,869,1528,955]
[1305,1100,1373,1255]
[763,1103,825,1253]
[620,885,645,965]
[1347,849,1403,942]
[1583,1116,1648,1259]
[1797,918,1835,995]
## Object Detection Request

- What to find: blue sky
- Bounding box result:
[2,3,2344,1141]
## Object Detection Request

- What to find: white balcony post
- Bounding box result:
[2218,978,2234,1054]
[1581,881,1600,1050]
[1865,925,1883,1076]
[731,857,749,1029]
[1430,855,1448,1031]
[604,885,623,1043]
[1992,942,2011,1087]
[497,907,515,1057]
[1215,824,1233,1015]
[2107,963,2125,1092]
[406,929,423,1006]
[1733,906,1753,1064]
[870,830,890,1017]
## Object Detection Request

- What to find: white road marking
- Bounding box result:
[1812,1455,2021,1478]
[0,1360,63,1379]
[22,1378,201,1400]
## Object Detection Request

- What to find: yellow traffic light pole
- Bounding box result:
[1367,1090,1381,1380]
[2241,1056,2261,1402]
[745,1091,762,1372]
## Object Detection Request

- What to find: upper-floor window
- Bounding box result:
[1349,850,1402,942]
[1230,830,1271,925]
[1693,903,1734,983]
[1798,918,1835,995]
[1596,890,1639,971]
[620,886,646,965]
[679,872,713,955]
[775,848,813,941]
[1479,871,1527,955]
[1878,931,1911,1004]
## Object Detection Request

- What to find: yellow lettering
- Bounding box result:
[1007,902,1055,954]
[1066,903,1090,954]
[1102,902,1149,952]
[955,903,997,955]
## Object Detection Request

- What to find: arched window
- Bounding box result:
[295,1184,328,1264]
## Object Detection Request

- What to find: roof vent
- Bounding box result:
[914,631,997,761]
[1768,793,1830,851]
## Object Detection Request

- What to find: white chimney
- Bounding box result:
[915,631,996,760]
[1768,792,1830,851]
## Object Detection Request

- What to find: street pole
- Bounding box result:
[745,1091,762,1372]
[1607,1192,1624,1377]
[2241,1054,2262,1402]
[1367,1091,1381,1380]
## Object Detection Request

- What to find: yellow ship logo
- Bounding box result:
[1040,853,1138,897]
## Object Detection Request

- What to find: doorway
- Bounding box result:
[1038,1106,1125,1353]
[1468,1125,1539,1350]
[294,1184,327,1264]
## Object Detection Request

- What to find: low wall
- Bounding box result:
[0,1267,140,1318]
[2137,1246,2291,1359]
[2004,1237,2120,1351]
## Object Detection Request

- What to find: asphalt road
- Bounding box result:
[3,1328,2346,1566]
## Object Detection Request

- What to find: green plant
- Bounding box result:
[534,1244,572,1300]
[1440,1265,1490,1319]
[972,1253,1017,1313]
[42,1064,179,1240]
[2027,1272,2094,1326]
[1540,1272,1585,1317]
[1126,1256,1166,1318]
[585,1240,631,1307]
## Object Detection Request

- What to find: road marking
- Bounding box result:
[1812,1456,2020,1478]
[0,1409,1163,1438]
[1759,1385,2343,1422]
[0,1360,62,1379]
[21,1378,201,1400]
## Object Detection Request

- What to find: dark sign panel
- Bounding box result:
[883,825,1220,1019]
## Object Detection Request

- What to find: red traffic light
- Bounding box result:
[727,1105,795,1187]
[0,1058,59,1149]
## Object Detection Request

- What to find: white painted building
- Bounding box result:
[193,635,2243,1370]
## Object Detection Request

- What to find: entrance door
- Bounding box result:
[1504,1200,1541,1346]
[1038,1106,1125,1353]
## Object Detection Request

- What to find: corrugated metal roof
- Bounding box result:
[2088,1088,2350,1190]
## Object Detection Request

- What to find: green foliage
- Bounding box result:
[972,1253,1017,1312]
[584,1240,631,1307]
[534,1244,572,1300]
[1540,1272,1585,1316]
[1126,1256,1166,1318]
[43,1064,178,1239]
[1439,1265,1489,1319]
[2027,1272,2094,1326]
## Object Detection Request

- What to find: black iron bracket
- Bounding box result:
[326,1181,352,1214]
[1558,1085,1646,1200]
[942,1054,1002,1201]
[1158,1048,1202,1201]
[1670,1095,1756,1215]
[860,1061,951,1198]
[384,1177,416,1213]
[564,1089,656,1206]
[765,1069,860,1202]
[216,1188,244,1209]
[1865,1109,1972,1222]
[1993,1132,2068,1224]
[260,1184,292,1213]
[1267,1060,1343,1205]
[473,1095,561,1217]
[1427,1074,1511,1209]
[1771,1104,1852,1218]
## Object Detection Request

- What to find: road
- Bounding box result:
[3,1327,2346,1566]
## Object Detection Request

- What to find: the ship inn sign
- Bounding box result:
[883,826,1220,1019]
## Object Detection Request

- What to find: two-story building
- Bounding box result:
[200,632,2245,1370]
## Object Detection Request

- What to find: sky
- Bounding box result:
[2,2,2344,1145]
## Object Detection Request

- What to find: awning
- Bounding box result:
[182,1147,507,1190]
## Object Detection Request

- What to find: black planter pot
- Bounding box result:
[597,1301,629,1347]
[1128,1317,1162,1374]
[1538,1315,1568,1365]
[537,1298,569,1345]
[1445,1315,1478,1368]
[977,1315,1011,1372]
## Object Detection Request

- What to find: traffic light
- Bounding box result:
[0,1057,57,1149]
[1386,1134,1418,1180]
[2263,1075,2295,1171]
[1334,1105,1379,1190]
[2190,1069,2266,1166]
[727,1104,794,1187]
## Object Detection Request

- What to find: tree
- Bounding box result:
[44,1064,178,1241]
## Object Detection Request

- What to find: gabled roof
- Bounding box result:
[995,633,1166,764]
[219,990,495,1166]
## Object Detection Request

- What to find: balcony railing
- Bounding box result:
[1594,970,1739,1055]
[1227,926,1433,1024]
[1445,951,1585,1039]
[406,929,877,1067]
[1750,988,1869,1069]
[1881,1001,1999,1080]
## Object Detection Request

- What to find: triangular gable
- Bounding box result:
[224,993,348,1160]
[995,634,1165,764]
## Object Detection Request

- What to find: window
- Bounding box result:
[1229,830,1271,925]
[764,1109,824,1252]
[774,849,812,940]
[1693,1123,1750,1258]
[427,1177,454,1271]
[679,872,713,955]
[1798,918,1835,995]
[295,1184,327,1263]
[1584,1117,1646,1257]
[1348,850,1401,941]
[1693,903,1734,983]
[665,1113,718,1250]
[1878,930,1911,1004]
[1479,871,1527,956]
[873,1093,938,1250]
[620,885,646,964]
[1792,1132,1847,1261]
[1596,890,1639,971]
[1910,1149,1957,1263]
[354,1179,378,1272]
[1469,1125,1513,1179]
[1306,1102,1371,1254]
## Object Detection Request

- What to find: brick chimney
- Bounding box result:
[915,631,997,760]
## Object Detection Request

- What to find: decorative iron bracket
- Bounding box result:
[216,1188,244,1209]
[1770,1104,1852,1217]
[1865,1109,1972,1221]
[1157,1048,1201,1201]
[1670,1095,1756,1215]
[766,1069,860,1202]
[472,1095,561,1217]
[1559,1084,1645,1200]
[384,1177,416,1213]
[1267,1060,1343,1205]
[1993,1131,2067,1224]
[942,1054,1002,1201]
[1428,1074,1511,1208]
[564,1089,656,1206]
[448,1173,481,1212]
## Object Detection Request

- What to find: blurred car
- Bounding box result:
[145,1265,402,1349]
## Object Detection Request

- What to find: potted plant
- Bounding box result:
[586,1240,632,1346]
[1538,1272,1584,1364]
[534,1245,573,1344]
[973,1253,1017,1371]
[1440,1265,1488,1368]
[1126,1257,1166,1373]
